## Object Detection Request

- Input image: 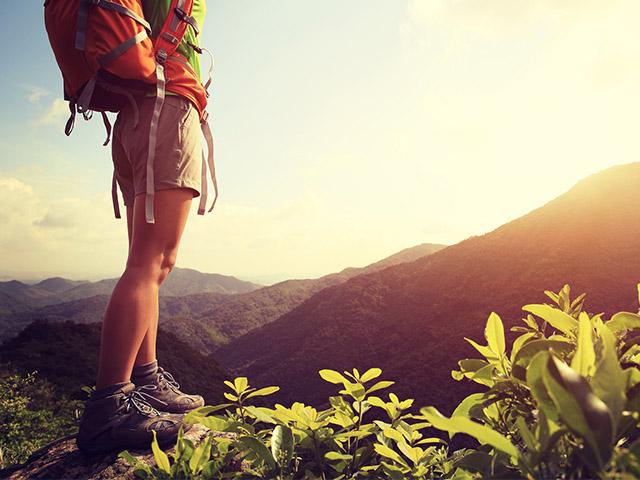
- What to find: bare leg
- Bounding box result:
[96,188,193,389]
[123,203,159,368]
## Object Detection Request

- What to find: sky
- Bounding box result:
[1,1,640,284]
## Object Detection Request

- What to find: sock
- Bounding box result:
[131,359,159,385]
[90,381,131,400]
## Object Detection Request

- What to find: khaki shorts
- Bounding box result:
[112,94,202,208]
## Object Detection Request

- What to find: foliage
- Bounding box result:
[121,284,640,479]
[0,321,229,403]
[0,366,83,469]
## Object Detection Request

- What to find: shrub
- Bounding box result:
[123,284,640,479]
[0,368,83,468]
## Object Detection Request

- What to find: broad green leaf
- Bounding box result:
[151,431,171,473]
[396,440,422,465]
[325,451,353,461]
[451,393,485,419]
[360,368,382,383]
[512,339,573,378]
[365,380,395,395]
[465,338,499,361]
[545,290,560,304]
[592,322,626,426]
[191,415,238,432]
[419,406,520,459]
[470,364,495,387]
[606,312,640,333]
[189,436,211,474]
[245,386,280,399]
[522,304,578,335]
[543,353,613,468]
[485,312,505,356]
[383,427,405,443]
[452,359,489,381]
[526,351,559,422]
[571,313,596,377]
[237,435,276,470]
[341,381,366,400]
[374,443,408,466]
[244,406,277,424]
[223,392,238,402]
[319,369,348,385]
[510,332,536,364]
[233,377,249,394]
[271,425,294,468]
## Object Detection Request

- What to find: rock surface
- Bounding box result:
[1,424,235,480]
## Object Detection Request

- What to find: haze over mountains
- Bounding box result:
[216,162,640,411]
[3,163,638,415]
[0,244,446,350]
[0,267,260,313]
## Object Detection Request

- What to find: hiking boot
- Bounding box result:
[132,362,205,414]
[76,381,191,455]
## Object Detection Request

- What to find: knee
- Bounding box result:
[126,246,179,285]
[158,249,178,285]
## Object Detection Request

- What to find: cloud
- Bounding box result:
[32,98,69,127]
[0,176,126,279]
[25,86,49,104]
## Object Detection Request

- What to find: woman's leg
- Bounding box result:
[124,202,159,368]
[95,188,193,389]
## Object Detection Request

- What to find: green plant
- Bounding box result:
[0,368,83,468]
[121,284,640,479]
[423,284,640,478]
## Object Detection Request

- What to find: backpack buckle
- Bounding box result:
[156,49,168,64]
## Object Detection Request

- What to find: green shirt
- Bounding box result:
[142,0,206,82]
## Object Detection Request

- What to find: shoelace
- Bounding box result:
[158,369,181,393]
[122,386,168,416]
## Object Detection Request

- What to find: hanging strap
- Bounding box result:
[111,168,121,219]
[101,112,112,146]
[197,115,218,215]
[144,51,168,224]
[76,75,97,116]
[65,99,77,136]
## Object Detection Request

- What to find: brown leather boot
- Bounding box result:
[76,381,190,455]
[132,361,205,414]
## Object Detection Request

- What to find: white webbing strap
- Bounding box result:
[111,168,121,219]
[145,55,167,224]
[197,118,218,215]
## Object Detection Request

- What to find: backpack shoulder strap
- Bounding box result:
[144,0,200,224]
[153,0,196,62]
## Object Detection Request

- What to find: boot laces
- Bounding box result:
[122,386,167,416]
[158,370,181,392]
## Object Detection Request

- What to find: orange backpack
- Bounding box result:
[44,0,217,224]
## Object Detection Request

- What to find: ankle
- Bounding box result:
[132,359,159,385]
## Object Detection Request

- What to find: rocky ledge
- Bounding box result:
[1,424,237,480]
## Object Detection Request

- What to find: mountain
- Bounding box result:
[0,244,446,352]
[0,321,229,405]
[170,243,446,352]
[0,292,229,345]
[215,163,640,412]
[33,277,87,294]
[52,267,260,302]
[0,267,260,313]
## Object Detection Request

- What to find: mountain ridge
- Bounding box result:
[215,162,640,411]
